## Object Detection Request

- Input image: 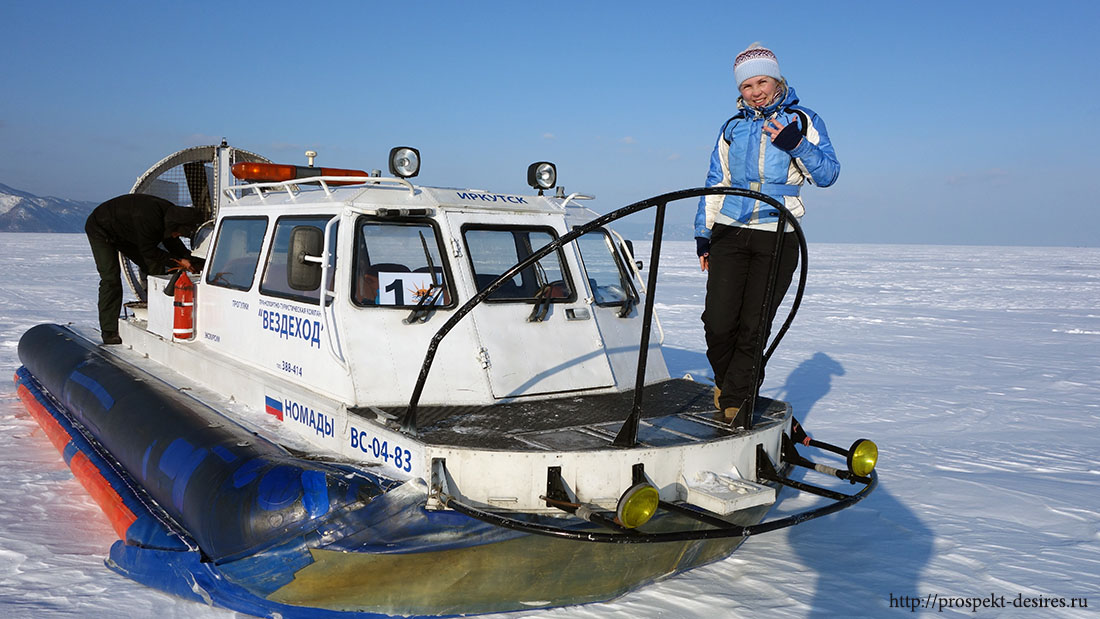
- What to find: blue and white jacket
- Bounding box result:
[694,85,839,237]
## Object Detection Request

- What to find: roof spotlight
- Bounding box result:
[527,161,557,193]
[389,147,421,178]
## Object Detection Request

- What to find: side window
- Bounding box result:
[205,217,269,290]
[575,229,638,306]
[260,216,338,302]
[463,226,574,302]
[353,220,453,308]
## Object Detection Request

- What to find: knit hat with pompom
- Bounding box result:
[734,43,781,86]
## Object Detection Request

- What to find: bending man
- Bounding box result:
[85,193,204,344]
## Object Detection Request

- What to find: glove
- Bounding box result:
[771,120,802,152]
[695,236,710,257]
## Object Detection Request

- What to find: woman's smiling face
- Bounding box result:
[739,75,780,108]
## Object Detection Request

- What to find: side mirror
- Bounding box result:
[621,239,643,271]
[189,221,216,260]
[287,226,324,291]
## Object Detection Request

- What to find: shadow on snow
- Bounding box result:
[777,352,932,617]
[664,347,933,616]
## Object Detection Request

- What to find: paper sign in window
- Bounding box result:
[376,272,444,306]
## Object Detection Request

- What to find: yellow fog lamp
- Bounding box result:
[846,439,878,478]
[527,161,557,192]
[388,146,421,178]
[616,482,660,529]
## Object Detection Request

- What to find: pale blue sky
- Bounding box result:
[2,1,1098,246]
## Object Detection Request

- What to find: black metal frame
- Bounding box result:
[400,186,806,438]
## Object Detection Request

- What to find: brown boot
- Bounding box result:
[723,406,750,430]
[713,386,721,410]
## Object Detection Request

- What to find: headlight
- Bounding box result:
[527,161,556,191]
[389,147,421,178]
[616,482,659,529]
[847,439,878,477]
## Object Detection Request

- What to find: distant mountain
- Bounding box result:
[0,183,98,232]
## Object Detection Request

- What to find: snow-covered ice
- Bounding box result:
[1,233,1097,617]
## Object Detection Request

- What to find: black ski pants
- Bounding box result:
[702,224,799,411]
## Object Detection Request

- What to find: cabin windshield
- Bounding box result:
[353,220,453,308]
[260,216,338,302]
[462,226,574,303]
[205,217,269,290]
[574,229,638,307]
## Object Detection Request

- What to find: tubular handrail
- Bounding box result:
[612,201,666,446]
[764,223,809,365]
[222,175,416,204]
[399,186,805,437]
[437,469,876,544]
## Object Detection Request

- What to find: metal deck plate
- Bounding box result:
[364,379,788,450]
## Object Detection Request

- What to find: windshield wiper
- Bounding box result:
[404,284,444,324]
[405,232,443,324]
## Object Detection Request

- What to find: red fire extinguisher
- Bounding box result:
[173,272,194,341]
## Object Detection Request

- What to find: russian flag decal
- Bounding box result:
[264,396,284,421]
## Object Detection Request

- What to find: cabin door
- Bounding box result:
[452,216,615,398]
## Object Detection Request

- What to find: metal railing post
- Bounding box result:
[613,202,666,447]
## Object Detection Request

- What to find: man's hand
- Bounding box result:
[171,258,194,273]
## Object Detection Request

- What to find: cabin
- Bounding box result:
[164,172,667,409]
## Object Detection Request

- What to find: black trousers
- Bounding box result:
[702,224,799,411]
[86,230,147,335]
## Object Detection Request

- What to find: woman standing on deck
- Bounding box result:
[694,44,839,427]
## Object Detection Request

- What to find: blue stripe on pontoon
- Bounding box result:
[69,370,115,411]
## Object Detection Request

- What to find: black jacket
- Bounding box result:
[85,194,202,274]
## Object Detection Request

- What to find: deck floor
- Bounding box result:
[363,380,789,450]
[107,322,790,454]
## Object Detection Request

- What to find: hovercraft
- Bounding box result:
[15,143,878,618]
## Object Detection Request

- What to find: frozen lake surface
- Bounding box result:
[1,234,1097,617]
